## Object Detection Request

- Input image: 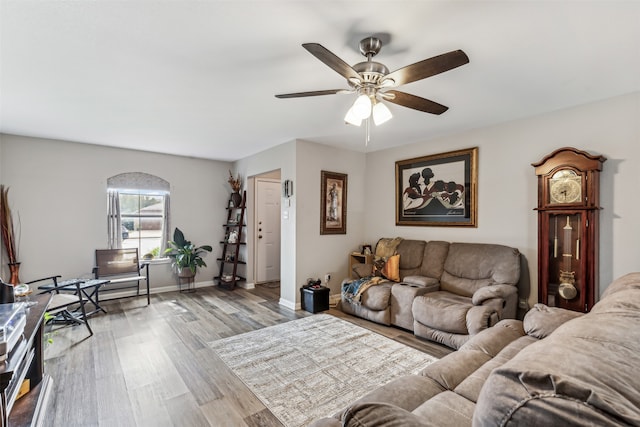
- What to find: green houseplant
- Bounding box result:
[165,227,213,277]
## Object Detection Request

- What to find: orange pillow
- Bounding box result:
[381,254,400,282]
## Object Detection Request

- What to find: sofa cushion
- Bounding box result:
[522,303,584,339]
[342,402,429,427]
[345,374,447,413]
[454,335,537,404]
[600,271,640,298]
[396,239,427,271]
[418,240,450,279]
[360,283,392,310]
[411,391,475,426]
[420,349,491,391]
[440,271,495,298]
[413,292,471,334]
[441,243,520,296]
[459,319,525,357]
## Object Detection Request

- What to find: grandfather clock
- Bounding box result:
[532,147,606,312]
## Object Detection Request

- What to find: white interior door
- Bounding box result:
[255,179,281,283]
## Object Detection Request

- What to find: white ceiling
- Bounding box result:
[2,1,640,162]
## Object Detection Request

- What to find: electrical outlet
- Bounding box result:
[518,298,529,310]
[324,273,331,284]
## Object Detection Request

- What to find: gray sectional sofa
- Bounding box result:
[315,272,640,426]
[340,238,521,349]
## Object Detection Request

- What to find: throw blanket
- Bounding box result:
[373,237,404,273]
[342,238,404,304]
[375,237,403,258]
[342,276,387,304]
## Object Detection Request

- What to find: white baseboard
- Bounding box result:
[238,281,255,289]
[101,280,298,312]
[100,280,216,300]
[279,297,299,311]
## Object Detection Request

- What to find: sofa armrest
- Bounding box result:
[467,305,500,334]
[471,284,517,306]
[523,303,584,339]
[402,275,440,292]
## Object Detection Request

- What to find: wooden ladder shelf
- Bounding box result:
[215,190,246,290]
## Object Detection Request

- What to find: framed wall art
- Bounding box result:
[396,147,478,227]
[320,170,347,234]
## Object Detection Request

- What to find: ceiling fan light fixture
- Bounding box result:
[352,94,372,120]
[344,106,362,126]
[372,101,392,126]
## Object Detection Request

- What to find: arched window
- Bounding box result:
[107,172,170,258]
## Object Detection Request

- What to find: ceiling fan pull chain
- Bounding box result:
[366,118,371,146]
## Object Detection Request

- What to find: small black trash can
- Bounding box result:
[300,286,330,313]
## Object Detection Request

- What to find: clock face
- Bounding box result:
[549,170,582,204]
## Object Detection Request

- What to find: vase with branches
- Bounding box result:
[0,185,20,284]
[228,170,243,207]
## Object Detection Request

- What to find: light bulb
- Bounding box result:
[372,102,392,126]
[344,106,362,126]
[352,94,372,120]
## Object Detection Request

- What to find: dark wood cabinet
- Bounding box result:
[0,293,52,427]
[533,147,606,312]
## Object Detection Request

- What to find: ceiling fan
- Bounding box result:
[275,36,469,127]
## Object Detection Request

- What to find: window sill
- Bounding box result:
[142,257,171,265]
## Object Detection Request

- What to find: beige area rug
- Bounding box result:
[208,314,438,427]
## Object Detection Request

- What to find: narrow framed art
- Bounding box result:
[320,170,347,234]
[396,147,478,227]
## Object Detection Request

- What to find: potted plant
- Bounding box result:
[164,227,213,277]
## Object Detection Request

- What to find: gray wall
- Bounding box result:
[364,92,640,307]
[1,91,639,308]
[0,134,231,290]
[235,92,640,309]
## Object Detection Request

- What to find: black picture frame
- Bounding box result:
[396,147,478,227]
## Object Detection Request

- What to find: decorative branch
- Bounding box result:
[228,170,242,192]
[0,186,18,264]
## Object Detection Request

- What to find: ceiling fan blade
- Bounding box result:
[382,50,469,87]
[384,90,449,115]
[275,89,349,99]
[302,43,362,82]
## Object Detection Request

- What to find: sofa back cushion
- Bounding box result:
[418,240,450,279]
[395,239,426,278]
[440,243,520,297]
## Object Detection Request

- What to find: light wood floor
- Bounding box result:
[43,284,452,427]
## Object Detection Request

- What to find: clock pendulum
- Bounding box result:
[558,216,578,300]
